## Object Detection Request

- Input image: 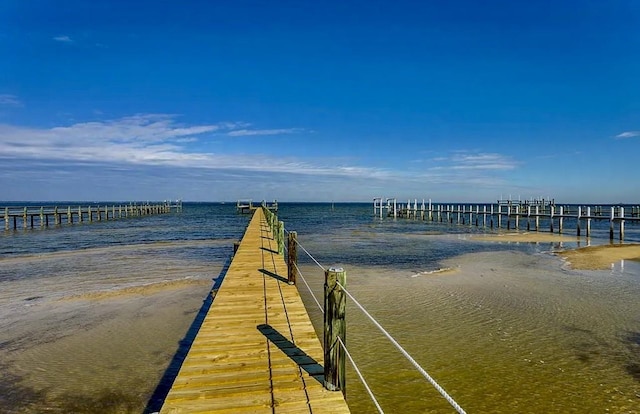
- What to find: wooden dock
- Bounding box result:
[159,208,350,413]
[236,199,278,214]
[374,197,640,240]
[2,201,182,231]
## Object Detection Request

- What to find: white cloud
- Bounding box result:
[228,128,304,137]
[430,152,518,171]
[0,114,388,179]
[53,35,73,43]
[0,94,22,106]
[615,131,640,139]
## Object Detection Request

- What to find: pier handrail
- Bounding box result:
[269,208,467,414]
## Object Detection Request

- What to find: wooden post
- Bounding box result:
[559,206,564,234]
[233,241,240,256]
[324,267,346,394]
[23,207,28,229]
[549,205,554,233]
[277,221,285,254]
[287,231,297,285]
[4,207,9,231]
[586,206,591,237]
[54,206,60,225]
[576,206,581,236]
[40,207,44,227]
[78,205,83,223]
[88,206,93,223]
[620,207,625,241]
[535,205,540,231]
[68,206,72,224]
[610,207,615,241]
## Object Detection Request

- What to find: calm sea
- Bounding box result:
[1,202,639,413]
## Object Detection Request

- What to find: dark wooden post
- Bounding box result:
[54,206,60,225]
[324,267,346,394]
[277,221,285,254]
[287,231,297,285]
[233,241,240,256]
[23,207,27,229]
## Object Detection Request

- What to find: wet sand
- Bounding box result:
[468,231,640,270]
[559,243,640,270]
[470,231,577,243]
[0,244,224,413]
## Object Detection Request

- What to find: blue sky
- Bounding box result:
[1,1,639,202]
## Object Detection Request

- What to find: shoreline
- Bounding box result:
[468,231,640,270]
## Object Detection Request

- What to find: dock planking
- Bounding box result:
[160,208,350,413]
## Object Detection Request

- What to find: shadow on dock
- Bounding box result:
[258,268,289,284]
[257,324,324,385]
[143,258,232,413]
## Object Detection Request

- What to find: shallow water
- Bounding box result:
[1,202,639,413]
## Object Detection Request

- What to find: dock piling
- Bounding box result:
[324,267,347,394]
[287,231,297,285]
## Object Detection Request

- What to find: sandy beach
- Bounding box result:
[559,243,640,270]
[468,231,640,270]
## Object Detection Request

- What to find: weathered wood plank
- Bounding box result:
[160,208,350,413]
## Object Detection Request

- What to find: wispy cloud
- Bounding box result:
[227,128,304,137]
[615,131,640,139]
[53,35,73,43]
[0,94,22,107]
[0,114,387,179]
[429,152,518,171]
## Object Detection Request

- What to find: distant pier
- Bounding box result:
[374,197,640,241]
[2,201,182,231]
[236,199,278,214]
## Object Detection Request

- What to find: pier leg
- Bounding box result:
[287,231,297,285]
[620,207,625,241]
[586,207,591,237]
[4,207,8,231]
[610,207,615,241]
[277,221,285,254]
[324,267,346,394]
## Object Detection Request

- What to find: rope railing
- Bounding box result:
[263,207,466,414]
[336,336,385,414]
[336,280,467,414]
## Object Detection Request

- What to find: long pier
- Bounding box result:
[159,207,350,413]
[2,201,182,230]
[374,197,640,240]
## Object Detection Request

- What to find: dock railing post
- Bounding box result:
[610,207,615,241]
[277,220,285,254]
[620,207,625,241]
[4,207,9,231]
[23,207,27,229]
[287,231,297,285]
[324,267,346,395]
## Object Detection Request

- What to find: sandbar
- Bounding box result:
[470,231,576,243]
[558,243,640,270]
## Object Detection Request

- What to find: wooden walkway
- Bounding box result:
[160,208,350,413]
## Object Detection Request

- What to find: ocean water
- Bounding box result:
[1,202,639,413]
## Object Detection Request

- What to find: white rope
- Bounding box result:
[295,239,326,271]
[337,336,385,414]
[293,262,324,314]
[336,281,467,414]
